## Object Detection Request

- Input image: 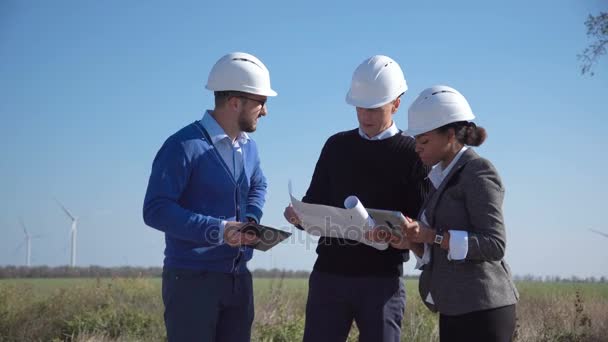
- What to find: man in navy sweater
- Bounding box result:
[285,55,429,342]
[143,52,277,342]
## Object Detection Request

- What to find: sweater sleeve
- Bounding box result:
[406,150,431,218]
[302,138,334,206]
[142,139,224,245]
[246,142,267,223]
[295,138,334,232]
[389,146,431,255]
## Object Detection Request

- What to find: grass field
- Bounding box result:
[1,278,607,341]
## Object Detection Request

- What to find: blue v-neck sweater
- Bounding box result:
[143,121,267,273]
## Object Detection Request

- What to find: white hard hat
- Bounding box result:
[404,85,475,136]
[205,52,277,97]
[345,55,407,108]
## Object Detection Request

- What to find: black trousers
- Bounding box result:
[303,270,406,342]
[439,304,516,342]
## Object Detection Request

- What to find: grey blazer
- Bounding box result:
[418,148,519,316]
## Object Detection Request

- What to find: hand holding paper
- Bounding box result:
[283,204,301,226]
[287,181,390,250]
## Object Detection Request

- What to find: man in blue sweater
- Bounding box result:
[143,52,277,342]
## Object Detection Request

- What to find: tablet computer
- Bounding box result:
[366,208,406,237]
[239,223,292,251]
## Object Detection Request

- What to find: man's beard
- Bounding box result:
[238,111,257,133]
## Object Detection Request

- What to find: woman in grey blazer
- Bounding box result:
[396,85,518,341]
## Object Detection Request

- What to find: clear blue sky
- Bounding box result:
[1,0,606,277]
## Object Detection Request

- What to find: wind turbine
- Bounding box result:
[57,200,78,267]
[589,228,608,238]
[18,218,42,267]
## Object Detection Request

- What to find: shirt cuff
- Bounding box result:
[218,220,227,245]
[447,230,468,260]
[415,243,431,270]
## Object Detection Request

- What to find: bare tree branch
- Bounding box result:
[579,12,608,76]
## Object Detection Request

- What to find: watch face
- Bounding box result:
[434,234,443,244]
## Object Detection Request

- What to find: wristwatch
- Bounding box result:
[433,233,444,245]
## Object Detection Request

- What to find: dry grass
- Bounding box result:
[0,278,606,341]
[514,285,607,342]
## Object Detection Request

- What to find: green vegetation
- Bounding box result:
[0,278,606,341]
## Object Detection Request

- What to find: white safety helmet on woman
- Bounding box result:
[205,52,277,97]
[345,55,407,109]
[405,85,475,136]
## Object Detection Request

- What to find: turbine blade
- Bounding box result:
[19,217,29,236]
[55,199,76,221]
[589,228,608,238]
[12,240,26,255]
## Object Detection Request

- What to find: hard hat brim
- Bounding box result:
[205,84,278,97]
[404,116,476,137]
[345,88,405,109]
[402,127,431,137]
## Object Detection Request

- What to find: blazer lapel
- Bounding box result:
[424,149,480,227]
[417,185,436,219]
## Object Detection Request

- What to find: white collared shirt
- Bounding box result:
[201,110,249,180]
[358,121,400,140]
[416,146,470,305]
[415,146,470,269]
[201,110,251,244]
[427,146,469,189]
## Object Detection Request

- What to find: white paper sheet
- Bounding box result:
[289,180,388,250]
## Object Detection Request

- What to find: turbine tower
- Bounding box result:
[20,218,32,267]
[18,218,41,267]
[57,200,78,267]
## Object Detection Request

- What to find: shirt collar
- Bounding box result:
[428,146,469,189]
[358,121,400,141]
[201,110,250,145]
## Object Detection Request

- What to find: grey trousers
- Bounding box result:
[162,267,254,342]
[303,270,406,342]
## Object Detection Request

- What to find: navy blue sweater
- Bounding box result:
[143,121,267,273]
